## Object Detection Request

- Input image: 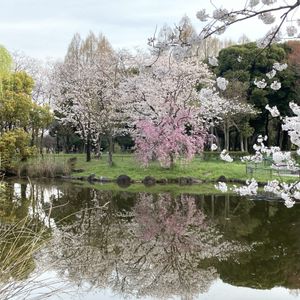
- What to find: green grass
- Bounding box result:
[37,153,298,183]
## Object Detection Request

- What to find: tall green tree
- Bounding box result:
[0,46,52,171]
[0,45,12,74]
[216,42,298,149]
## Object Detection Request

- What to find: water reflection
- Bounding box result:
[0,179,300,299]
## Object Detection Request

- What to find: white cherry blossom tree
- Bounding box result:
[119,54,213,167]
[53,33,129,165]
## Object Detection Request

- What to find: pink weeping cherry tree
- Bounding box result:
[134,103,206,168]
[120,54,213,168]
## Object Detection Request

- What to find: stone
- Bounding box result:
[116,175,131,188]
[178,177,193,185]
[156,178,167,184]
[87,174,96,182]
[217,175,227,182]
[142,176,156,186]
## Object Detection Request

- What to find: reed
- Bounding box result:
[18,156,71,178]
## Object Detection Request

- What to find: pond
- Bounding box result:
[0,179,300,300]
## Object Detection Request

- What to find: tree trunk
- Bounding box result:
[31,129,35,147]
[65,135,70,153]
[214,127,220,149]
[223,124,226,150]
[240,134,244,152]
[56,135,60,153]
[224,122,230,151]
[97,136,102,159]
[169,153,175,168]
[282,131,289,151]
[86,131,91,162]
[234,131,239,151]
[245,137,248,153]
[265,114,269,146]
[108,134,113,167]
[39,129,44,157]
[276,121,281,147]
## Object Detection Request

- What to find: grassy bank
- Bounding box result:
[71,180,232,195]
[24,153,298,183]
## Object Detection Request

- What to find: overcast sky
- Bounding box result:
[0,0,284,59]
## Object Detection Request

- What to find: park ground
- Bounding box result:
[24,153,298,184]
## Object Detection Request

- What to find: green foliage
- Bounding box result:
[201,151,249,161]
[0,48,53,171]
[30,104,53,129]
[0,129,36,170]
[0,45,12,74]
[239,122,255,138]
[0,72,35,130]
[217,42,299,143]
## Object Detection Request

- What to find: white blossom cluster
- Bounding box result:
[212,8,229,21]
[282,102,300,148]
[257,26,282,48]
[215,178,258,196]
[261,0,277,4]
[270,150,297,172]
[191,0,299,48]
[254,78,267,89]
[264,180,299,208]
[266,69,276,79]
[215,177,300,208]
[258,12,276,25]
[265,104,280,117]
[236,128,299,208]
[199,87,256,127]
[196,9,209,22]
[208,56,218,67]
[240,134,296,171]
[286,25,297,37]
[250,0,260,7]
[272,151,292,165]
[214,182,228,193]
[220,150,233,162]
[147,0,297,53]
[234,179,258,196]
[273,62,288,72]
[270,80,281,91]
[211,143,218,151]
[254,62,287,90]
[216,77,229,91]
[241,135,267,163]
[216,177,300,208]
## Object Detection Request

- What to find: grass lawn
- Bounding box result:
[41,153,297,183]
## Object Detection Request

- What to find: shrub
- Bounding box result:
[0,129,36,171]
[201,151,249,161]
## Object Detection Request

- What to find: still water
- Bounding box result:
[0,179,300,300]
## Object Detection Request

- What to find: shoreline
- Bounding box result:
[36,173,269,187]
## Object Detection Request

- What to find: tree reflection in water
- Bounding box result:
[47,192,251,299]
[2,180,300,299]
